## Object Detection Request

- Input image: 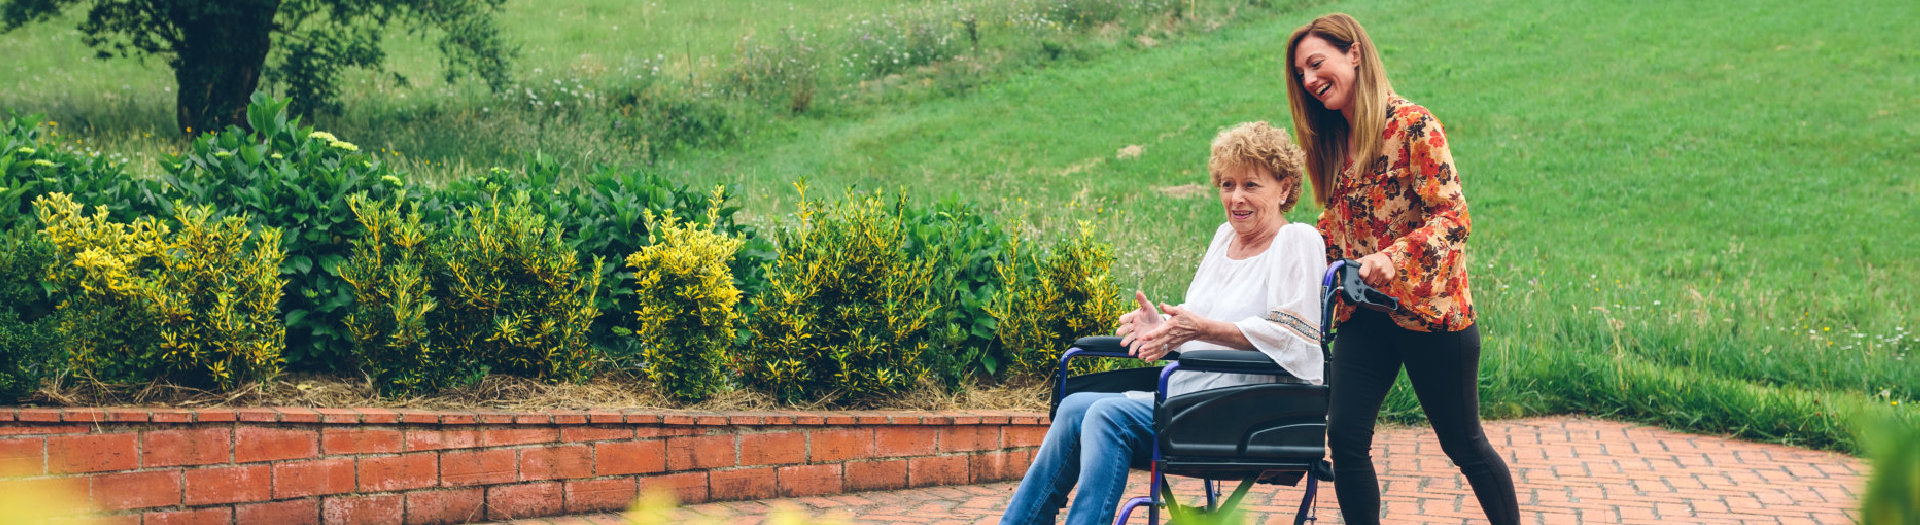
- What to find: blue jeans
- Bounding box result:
[1001,392,1155,525]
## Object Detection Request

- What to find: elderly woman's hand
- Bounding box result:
[1132,304,1215,362]
[1117,291,1162,351]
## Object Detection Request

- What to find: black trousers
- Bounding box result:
[1326,309,1520,525]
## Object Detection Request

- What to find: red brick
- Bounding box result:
[47,433,137,473]
[482,427,558,447]
[512,413,552,425]
[104,409,149,423]
[564,479,637,514]
[778,463,843,498]
[1004,425,1048,448]
[641,471,708,505]
[441,448,516,487]
[183,464,271,505]
[273,457,355,498]
[15,409,60,422]
[593,440,664,476]
[276,407,323,423]
[633,427,697,439]
[623,413,662,425]
[0,409,11,422]
[969,451,1021,483]
[90,469,181,511]
[937,425,997,453]
[519,444,592,481]
[60,408,106,422]
[0,437,43,474]
[845,459,908,491]
[323,494,403,525]
[739,432,807,466]
[875,427,938,457]
[313,408,362,424]
[0,424,89,436]
[322,428,402,455]
[142,428,231,467]
[359,453,439,492]
[396,410,440,424]
[550,411,588,425]
[485,482,560,520]
[561,427,633,443]
[234,427,318,463]
[808,428,873,463]
[665,434,735,470]
[585,411,623,424]
[907,455,969,487]
[472,411,514,424]
[143,506,231,525]
[236,408,280,422]
[709,467,778,501]
[194,409,238,423]
[238,499,319,525]
[404,488,485,525]
[354,408,402,425]
[405,429,479,451]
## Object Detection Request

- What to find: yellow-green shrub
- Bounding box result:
[745,189,942,404]
[988,222,1128,378]
[625,190,743,402]
[433,191,602,383]
[34,192,285,390]
[338,194,466,395]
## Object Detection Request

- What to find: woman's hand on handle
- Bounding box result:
[1357,252,1395,288]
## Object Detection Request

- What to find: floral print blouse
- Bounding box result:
[1318,95,1476,332]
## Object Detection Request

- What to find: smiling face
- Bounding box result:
[1216,164,1288,236]
[1291,35,1361,114]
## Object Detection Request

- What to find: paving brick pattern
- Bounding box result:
[494,417,1867,525]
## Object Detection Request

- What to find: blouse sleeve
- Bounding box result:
[1380,108,1471,290]
[1229,227,1326,384]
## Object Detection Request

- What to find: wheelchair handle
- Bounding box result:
[1329,258,1400,313]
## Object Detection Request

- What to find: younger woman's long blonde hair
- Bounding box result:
[1285,13,1393,208]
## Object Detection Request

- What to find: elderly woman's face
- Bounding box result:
[1216,165,1286,234]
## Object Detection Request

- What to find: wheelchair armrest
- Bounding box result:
[1067,336,1180,361]
[1174,350,1283,373]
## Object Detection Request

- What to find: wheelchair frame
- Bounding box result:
[1051,259,1396,525]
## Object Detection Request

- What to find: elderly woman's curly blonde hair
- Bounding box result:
[1208,121,1307,214]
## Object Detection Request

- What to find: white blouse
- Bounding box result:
[1156,222,1327,399]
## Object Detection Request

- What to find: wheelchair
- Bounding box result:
[1050,259,1398,525]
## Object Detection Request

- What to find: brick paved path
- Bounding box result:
[488,416,1866,524]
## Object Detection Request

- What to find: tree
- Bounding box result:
[0,0,515,134]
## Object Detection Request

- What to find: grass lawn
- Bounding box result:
[2,0,1914,451]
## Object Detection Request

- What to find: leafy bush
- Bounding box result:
[433,190,602,383]
[900,197,1008,386]
[1,112,166,230]
[429,155,772,360]
[338,194,467,395]
[159,94,411,373]
[0,225,61,400]
[744,189,944,404]
[626,197,745,402]
[35,193,285,390]
[988,222,1129,378]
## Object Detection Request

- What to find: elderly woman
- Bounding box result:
[999,121,1327,525]
[1284,13,1519,525]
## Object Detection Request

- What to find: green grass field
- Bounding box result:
[3,0,1915,451]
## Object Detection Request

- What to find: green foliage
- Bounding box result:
[725,26,823,114]
[625,196,745,402]
[988,222,1129,378]
[433,190,602,383]
[160,93,411,373]
[427,153,773,359]
[338,194,466,395]
[843,7,964,79]
[1860,416,1920,524]
[0,225,61,400]
[899,197,1008,386]
[0,0,516,132]
[745,188,944,404]
[1,112,166,230]
[34,192,284,390]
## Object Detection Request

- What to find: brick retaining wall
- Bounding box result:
[0,407,1051,524]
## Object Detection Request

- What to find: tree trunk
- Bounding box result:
[169,0,280,135]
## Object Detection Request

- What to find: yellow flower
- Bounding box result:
[308,131,339,142]
[329,140,359,152]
